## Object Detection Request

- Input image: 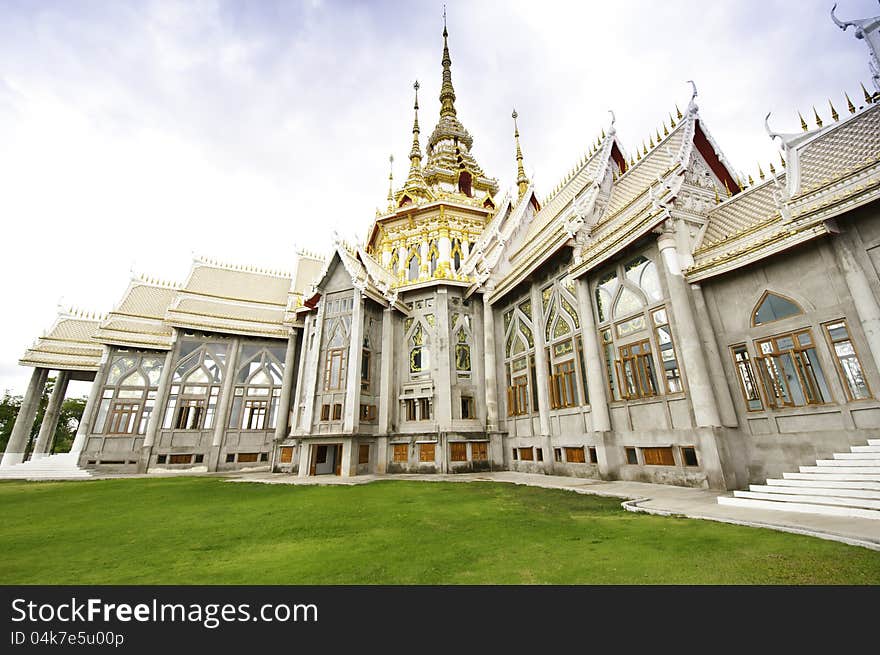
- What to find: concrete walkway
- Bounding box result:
[229,471,880,551]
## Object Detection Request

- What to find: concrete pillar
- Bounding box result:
[419,239,429,275]
[438,230,452,275]
[482,293,499,431]
[1,367,49,466]
[274,328,299,442]
[377,307,395,435]
[297,439,311,478]
[31,370,70,459]
[340,438,358,478]
[397,245,408,279]
[657,229,721,427]
[530,282,554,472]
[832,234,880,391]
[343,291,364,434]
[691,283,738,427]
[434,287,453,431]
[70,348,109,458]
[376,436,388,474]
[208,338,240,471]
[574,276,611,432]
[293,313,312,431]
[300,306,325,431]
[139,347,175,473]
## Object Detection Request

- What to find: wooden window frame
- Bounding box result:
[324,348,346,391]
[472,442,488,461]
[320,404,331,421]
[242,399,268,430]
[624,447,638,465]
[392,443,408,463]
[755,330,829,408]
[642,446,675,466]
[460,395,475,419]
[822,320,872,401]
[564,446,586,463]
[419,442,436,463]
[518,447,534,461]
[680,446,699,467]
[107,401,141,435]
[175,399,205,431]
[652,308,682,394]
[617,339,658,400]
[450,442,468,462]
[730,344,763,411]
[550,360,578,409]
[358,444,370,465]
[332,403,343,421]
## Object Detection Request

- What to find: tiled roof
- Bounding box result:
[699,175,784,251]
[20,317,103,371]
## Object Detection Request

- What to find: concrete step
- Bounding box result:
[784,471,880,482]
[732,490,880,510]
[814,459,880,467]
[868,439,880,446]
[767,478,880,491]
[0,453,92,479]
[834,452,880,460]
[718,495,880,520]
[799,465,880,474]
[748,484,880,500]
[851,445,880,453]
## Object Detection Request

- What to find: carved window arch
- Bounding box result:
[323,315,350,391]
[752,291,804,327]
[389,249,399,273]
[405,316,432,376]
[229,344,286,431]
[542,278,586,409]
[162,340,229,431]
[94,351,166,436]
[428,240,439,276]
[407,247,421,281]
[503,301,537,416]
[451,238,463,271]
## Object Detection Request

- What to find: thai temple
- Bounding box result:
[3,7,880,516]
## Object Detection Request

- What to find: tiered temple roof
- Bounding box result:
[20,310,104,371]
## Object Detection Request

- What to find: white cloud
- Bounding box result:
[0,0,876,394]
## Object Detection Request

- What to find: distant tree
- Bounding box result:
[0,378,86,457]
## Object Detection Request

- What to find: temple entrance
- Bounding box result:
[309,443,342,476]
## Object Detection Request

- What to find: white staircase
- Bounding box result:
[718,439,880,520]
[0,452,93,480]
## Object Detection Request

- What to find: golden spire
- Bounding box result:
[798,111,808,132]
[724,179,731,198]
[648,135,655,149]
[813,106,823,128]
[862,82,873,104]
[828,99,839,122]
[846,91,856,114]
[747,174,755,186]
[780,152,786,168]
[675,104,683,120]
[669,112,677,128]
[439,9,457,119]
[387,154,394,206]
[656,127,662,142]
[769,161,776,176]
[408,81,423,175]
[512,108,529,199]
[663,121,669,136]
[758,163,765,181]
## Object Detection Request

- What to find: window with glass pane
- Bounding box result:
[98,351,166,436]
[752,292,804,326]
[755,330,830,407]
[618,339,658,399]
[824,321,871,400]
[652,308,682,393]
[163,341,227,431]
[361,350,371,391]
[731,344,763,411]
[324,349,345,390]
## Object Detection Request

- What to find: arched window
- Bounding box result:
[407,247,421,282]
[389,249,399,273]
[542,279,586,409]
[752,291,804,326]
[451,238,463,271]
[229,344,286,431]
[428,241,439,276]
[407,321,430,374]
[458,170,472,197]
[503,303,537,416]
[94,352,165,436]
[162,340,229,431]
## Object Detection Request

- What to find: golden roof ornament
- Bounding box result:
[846,91,856,114]
[386,154,394,209]
[861,81,873,104]
[675,104,683,120]
[828,99,839,121]
[512,108,530,199]
[758,163,765,180]
[780,151,786,168]
[813,105,823,128]
[439,9,456,119]
[798,111,808,131]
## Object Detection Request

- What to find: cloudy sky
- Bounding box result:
[0,0,876,397]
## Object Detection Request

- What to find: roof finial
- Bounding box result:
[387,154,394,206]
[512,108,529,199]
[409,82,422,171]
[828,99,839,121]
[439,7,457,118]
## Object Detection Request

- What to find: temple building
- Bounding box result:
[4,11,880,502]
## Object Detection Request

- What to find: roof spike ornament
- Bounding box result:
[675,104,683,120]
[439,8,457,119]
[669,112,677,128]
[648,135,655,149]
[846,91,856,114]
[663,121,669,136]
[512,108,530,199]
[748,174,755,186]
[758,163,765,181]
[769,161,777,176]
[861,81,873,104]
[386,154,394,208]
[724,179,731,197]
[828,99,839,121]
[798,111,809,131]
[813,105,823,128]
[780,151,786,168]
[656,127,662,142]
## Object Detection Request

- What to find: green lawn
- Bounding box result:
[0,477,877,584]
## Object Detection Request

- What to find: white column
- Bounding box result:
[691,283,738,427]
[657,229,721,427]
[575,276,611,432]
[139,348,176,472]
[377,307,395,435]
[438,231,452,275]
[1,367,49,466]
[343,291,364,433]
[293,313,312,431]
[31,370,70,459]
[832,234,880,390]
[209,338,240,470]
[70,347,109,458]
[529,283,554,471]
[419,239,429,275]
[482,293,499,431]
[434,287,453,431]
[274,328,299,442]
[300,306,325,431]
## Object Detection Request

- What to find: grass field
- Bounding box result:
[0,477,878,584]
